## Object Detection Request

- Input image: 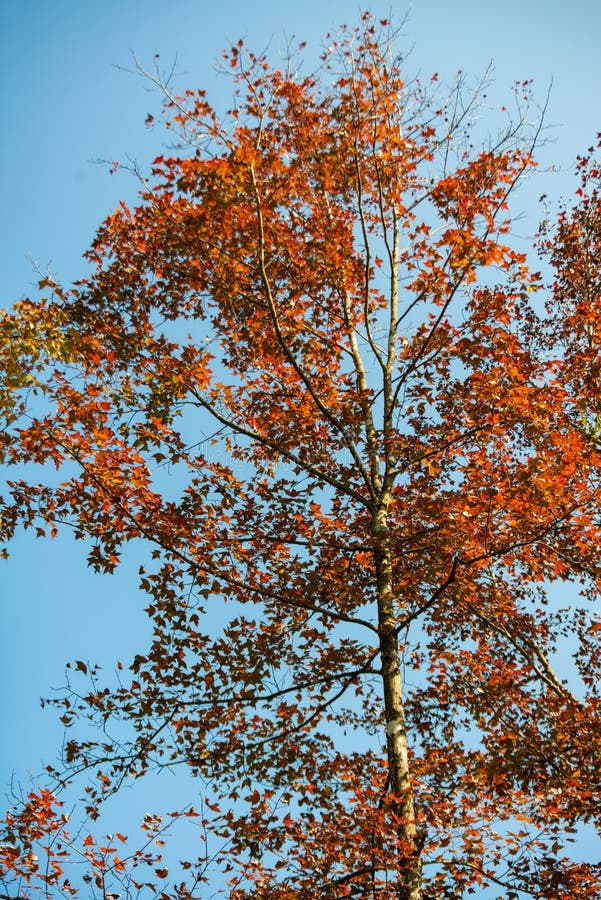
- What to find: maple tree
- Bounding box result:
[1,13,601,899]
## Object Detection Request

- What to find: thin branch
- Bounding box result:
[395,553,459,633]
[243,649,379,752]
[188,386,370,509]
[44,428,379,634]
[467,603,584,707]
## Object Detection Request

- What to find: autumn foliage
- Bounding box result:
[1,14,601,899]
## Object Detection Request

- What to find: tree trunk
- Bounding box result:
[374,509,422,900]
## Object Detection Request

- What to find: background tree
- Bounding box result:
[1,14,601,900]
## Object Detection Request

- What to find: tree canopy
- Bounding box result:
[1,14,601,900]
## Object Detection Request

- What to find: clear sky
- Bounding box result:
[1,0,600,882]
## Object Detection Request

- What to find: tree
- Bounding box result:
[1,13,601,899]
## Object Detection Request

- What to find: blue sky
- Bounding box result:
[1,0,601,885]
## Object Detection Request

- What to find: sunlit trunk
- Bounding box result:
[375,512,422,900]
